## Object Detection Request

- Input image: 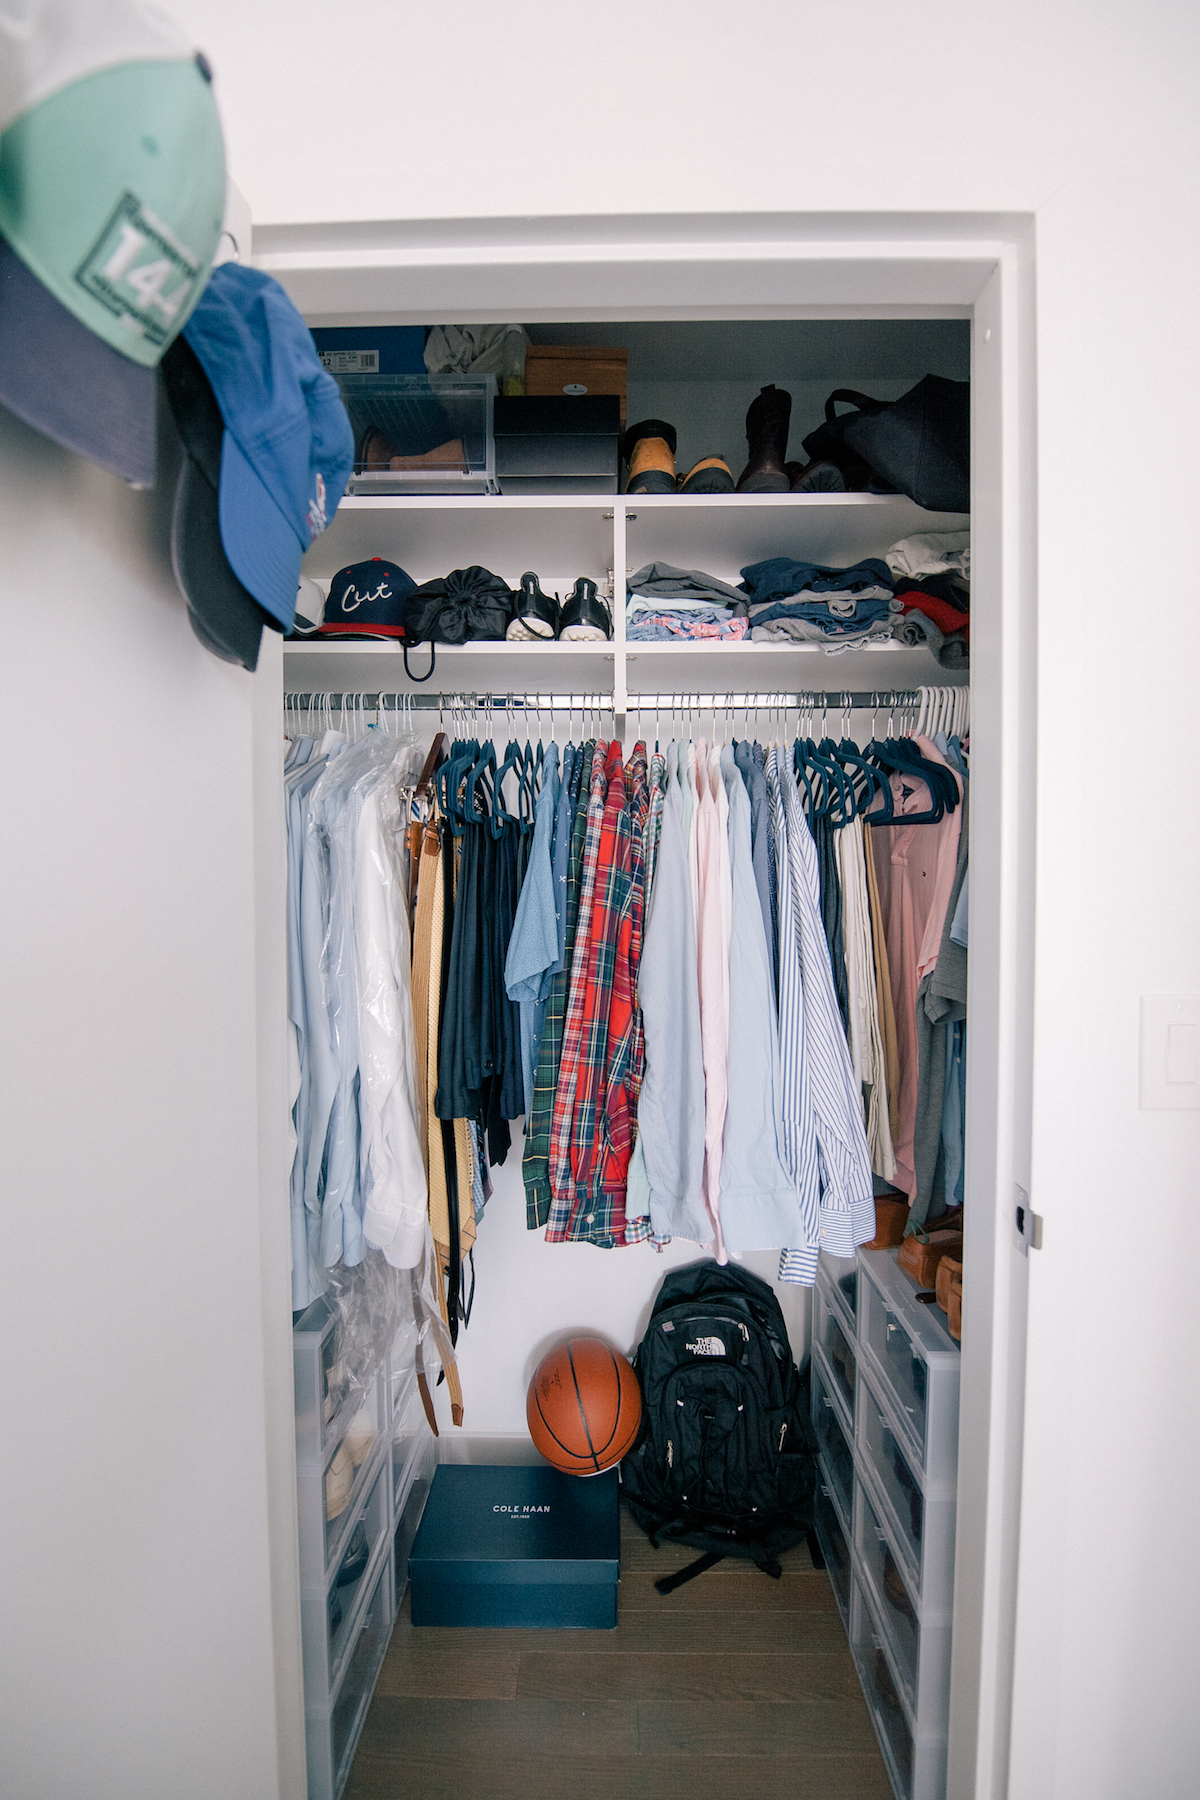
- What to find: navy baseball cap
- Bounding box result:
[181,263,353,630]
[319,558,416,638]
[161,333,270,670]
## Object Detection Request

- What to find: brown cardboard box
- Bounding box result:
[524,344,627,427]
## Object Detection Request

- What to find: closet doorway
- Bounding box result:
[261,211,1035,1800]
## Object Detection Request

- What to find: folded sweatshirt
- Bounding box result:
[740,557,894,604]
[627,562,747,608]
[885,531,970,583]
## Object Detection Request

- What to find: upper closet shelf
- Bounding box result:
[281,637,965,699]
[283,637,615,696]
[303,493,969,594]
[623,494,968,579]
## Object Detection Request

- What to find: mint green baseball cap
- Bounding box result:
[0,1,226,485]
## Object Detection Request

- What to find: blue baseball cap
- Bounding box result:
[182,263,353,629]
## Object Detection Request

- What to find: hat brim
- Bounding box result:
[172,456,266,671]
[219,431,304,630]
[0,236,156,487]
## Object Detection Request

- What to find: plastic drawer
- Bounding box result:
[390,1378,428,1511]
[856,1483,952,1733]
[814,1290,858,1421]
[817,1248,859,1330]
[858,1248,960,1484]
[297,1452,392,1713]
[811,1353,855,1524]
[394,1432,436,1599]
[814,1464,852,1626]
[858,1365,956,1615]
[301,1554,396,1800]
[851,1570,948,1800]
[323,1390,385,1578]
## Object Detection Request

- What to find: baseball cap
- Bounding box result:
[161,333,271,671]
[292,576,327,637]
[181,263,355,633]
[319,559,416,638]
[0,0,226,487]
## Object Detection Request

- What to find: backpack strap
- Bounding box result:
[654,1552,724,1595]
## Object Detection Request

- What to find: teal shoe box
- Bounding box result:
[409,1465,620,1628]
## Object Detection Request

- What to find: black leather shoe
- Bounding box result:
[559,577,611,641]
[507,570,560,640]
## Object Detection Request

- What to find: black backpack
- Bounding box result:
[621,1261,822,1592]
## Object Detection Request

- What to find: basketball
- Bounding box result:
[526,1337,642,1475]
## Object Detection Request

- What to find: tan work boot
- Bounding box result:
[623,417,677,493]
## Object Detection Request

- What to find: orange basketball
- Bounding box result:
[526,1337,642,1475]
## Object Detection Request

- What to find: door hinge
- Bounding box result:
[1015,1185,1043,1253]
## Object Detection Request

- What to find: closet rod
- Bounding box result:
[283,689,932,711]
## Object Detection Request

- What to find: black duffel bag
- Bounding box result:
[802,374,970,513]
[400,565,516,680]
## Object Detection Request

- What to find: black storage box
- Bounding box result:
[408,1465,620,1628]
[494,394,620,494]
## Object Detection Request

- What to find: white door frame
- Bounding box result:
[254,211,1038,1800]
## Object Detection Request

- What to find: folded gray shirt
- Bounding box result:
[627,561,747,608]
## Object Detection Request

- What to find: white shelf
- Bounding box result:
[624,638,965,695]
[303,495,618,590]
[291,491,968,703]
[624,494,969,580]
[284,637,615,696]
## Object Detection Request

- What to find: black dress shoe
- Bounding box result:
[559,577,611,641]
[507,571,560,640]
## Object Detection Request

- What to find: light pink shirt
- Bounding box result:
[867,736,963,1198]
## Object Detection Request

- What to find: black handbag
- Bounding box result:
[401,566,516,679]
[802,375,970,513]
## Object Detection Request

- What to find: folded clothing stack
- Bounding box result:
[885,531,970,669]
[626,562,749,641]
[742,557,897,646]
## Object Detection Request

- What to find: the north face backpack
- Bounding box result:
[621,1260,822,1592]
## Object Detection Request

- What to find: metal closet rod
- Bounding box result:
[283,689,931,711]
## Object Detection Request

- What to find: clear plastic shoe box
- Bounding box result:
[810,1245,960,1800]
[811,1351,855,1525]
[857,1248,960,1484]
[857,1361,956,1615]
[814,1468,853,1625]
[814,1281,859,1423]
[294,1295,437,1800]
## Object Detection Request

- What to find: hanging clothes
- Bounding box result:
[910,763,969,1227]
[774,752,876,1279]
[716,745,798,1252]
[866,734,964,1199]
[504,742,562,1116]
[522,741,592,1227]
[628,741,708,1247]
[836,814,897,1184]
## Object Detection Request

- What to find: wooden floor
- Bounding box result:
[343,1506,891,1800]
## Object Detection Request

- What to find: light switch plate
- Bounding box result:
[1139,995,1200,1109]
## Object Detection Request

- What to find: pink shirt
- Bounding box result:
[867,736,963,1198]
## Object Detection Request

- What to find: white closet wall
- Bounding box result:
[0,402,300,1800]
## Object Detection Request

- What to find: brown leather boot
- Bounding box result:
[736,384,791,492]
[623,418,677,494]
